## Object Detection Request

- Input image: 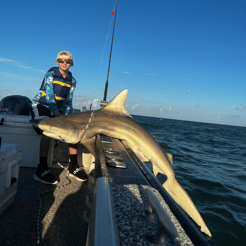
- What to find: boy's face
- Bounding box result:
[56,58,72,72]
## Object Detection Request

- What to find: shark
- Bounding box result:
[30,89,211,237]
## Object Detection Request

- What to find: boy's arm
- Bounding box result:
[44,72,59,116]
[62,77,77,115]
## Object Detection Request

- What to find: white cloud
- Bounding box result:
[131,104,139,110]
[0,71,39,81]
[73,94,100,110]
[208,116,221,123]
[0,57,31,69]
[74,95,87,101]
[194,104,201,108]
[123,72,129,74]
[0,57,45,73]
[159,108,163,113]
[235,106,245,110]
[92,98,100,107]
[38,70,46,73]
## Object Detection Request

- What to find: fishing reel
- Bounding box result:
[100,100,108,107]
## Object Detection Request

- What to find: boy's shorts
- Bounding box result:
[33,104,53,135]
[37,104,53,118]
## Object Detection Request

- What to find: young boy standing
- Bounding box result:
[33,51,87,184]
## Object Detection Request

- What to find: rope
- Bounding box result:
[79,110,94,142]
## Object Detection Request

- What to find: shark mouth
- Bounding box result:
[30,119,66,142]
[30,119,42,127]
[42,131,65,142]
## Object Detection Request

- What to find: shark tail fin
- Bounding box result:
[102,89,132,117]
[163,177,212,238]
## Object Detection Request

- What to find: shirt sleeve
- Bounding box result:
[62,77,77,115]
[32,92,41,104]
[44,71,59,116]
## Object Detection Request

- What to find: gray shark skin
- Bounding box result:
[30,89,211,237]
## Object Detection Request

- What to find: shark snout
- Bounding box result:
[30,118,56,132]
[30,117,82,144]
[30,119,42,127]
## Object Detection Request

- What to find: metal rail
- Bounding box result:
[124,145,210,246]
[86,177,119,246]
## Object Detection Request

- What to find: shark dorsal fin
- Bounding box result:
[102,89,132,117]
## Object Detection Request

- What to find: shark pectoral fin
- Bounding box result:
[162,150,174,165]
[82,137,96,156]
[152,164,162,177]
[163,178,212,237]
[101,89,132,117]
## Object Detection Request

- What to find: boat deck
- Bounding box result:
[0,135,206,246]
[0,167,93,246]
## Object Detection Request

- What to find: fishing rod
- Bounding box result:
[100,0,119,107]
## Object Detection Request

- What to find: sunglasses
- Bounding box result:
[57,58,72,64]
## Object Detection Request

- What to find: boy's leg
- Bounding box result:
[33,135,58,185]
[33,104,58,184]
[68,144,87,181]
[40,135,51,157]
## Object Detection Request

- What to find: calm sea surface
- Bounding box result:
[133,115,246,246]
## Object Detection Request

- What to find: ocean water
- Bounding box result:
[132,115,246,246]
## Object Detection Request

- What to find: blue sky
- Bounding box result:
[0,0,245,127]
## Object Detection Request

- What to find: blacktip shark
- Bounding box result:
[30,89,211,237]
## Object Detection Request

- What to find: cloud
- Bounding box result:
[208,116,221,122]
[92,98,100,107]
[159,108,163,113]
[131,104,139,110]
[194,104,201,108]
[123,72,129,74]
[73,94,100,110]
[235,106,245,110]
[0,57,45,73]
[0,57,31,69]
[0,72,39,81]
[38,70,46,73]
[74,94,91,103]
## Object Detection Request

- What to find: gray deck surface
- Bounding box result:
[110,184,193,246]
[0,167,93,246]
[0,167,195,246]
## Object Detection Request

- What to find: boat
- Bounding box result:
[0,1,211,244]
[0,94,211,246]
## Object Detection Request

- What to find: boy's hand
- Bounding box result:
[54,111,62,117]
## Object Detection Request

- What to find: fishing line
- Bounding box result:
[98,0,118,72]
[102,0,119,105]
[98,15,114,72]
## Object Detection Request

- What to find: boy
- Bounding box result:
[33,51,87,184]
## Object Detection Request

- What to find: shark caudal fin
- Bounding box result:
[102,89,132,117]
[163,177,212,237]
